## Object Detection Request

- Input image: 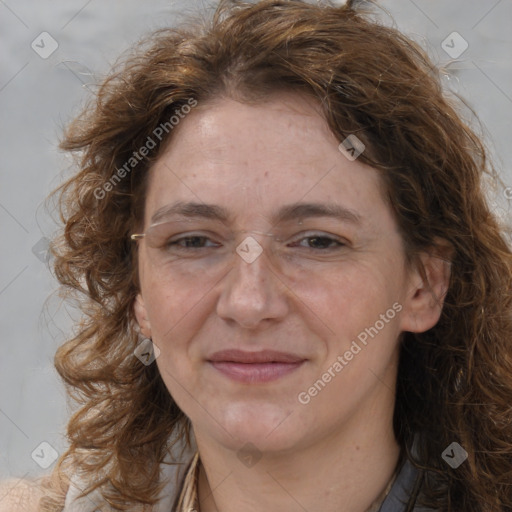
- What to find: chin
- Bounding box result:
[209,401,303,452]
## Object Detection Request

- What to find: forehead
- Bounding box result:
[161,92,339,171]
[143,92,391,231]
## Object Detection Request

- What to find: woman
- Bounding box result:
[2,0,511,510]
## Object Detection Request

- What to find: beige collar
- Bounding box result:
[175,452,398,512]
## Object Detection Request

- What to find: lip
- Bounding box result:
[207,349,306,383]
[208,349,305,364]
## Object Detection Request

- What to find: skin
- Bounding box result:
[134,92,451,512]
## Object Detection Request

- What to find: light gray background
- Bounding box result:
[1,0,511,480]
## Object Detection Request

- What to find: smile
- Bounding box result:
[207,349,306,383]
[208,361,305,383]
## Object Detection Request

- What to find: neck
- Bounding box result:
[194,386,400,512]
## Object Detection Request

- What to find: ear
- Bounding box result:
[399,241,453,333]
[134,293,152,339]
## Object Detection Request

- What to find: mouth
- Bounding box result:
[207,349,306,383]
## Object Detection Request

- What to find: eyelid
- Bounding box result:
[287,231,348,244]
[168,232,221,245]
[167,232,349,252]
[167,230,346,240]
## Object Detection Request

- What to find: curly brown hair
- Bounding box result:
[38,0,512,510]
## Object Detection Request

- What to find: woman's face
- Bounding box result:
[134,92,442,453]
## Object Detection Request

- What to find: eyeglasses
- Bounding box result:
[131,221,280,264]
[130,219,348,274]
[131,225,277,245]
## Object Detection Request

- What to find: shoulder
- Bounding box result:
[0,478,46,512]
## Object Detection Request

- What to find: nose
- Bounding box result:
[215,235,289,330]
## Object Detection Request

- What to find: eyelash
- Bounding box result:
[166,233,346,251]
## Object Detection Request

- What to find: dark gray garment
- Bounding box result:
[379,459,434,512]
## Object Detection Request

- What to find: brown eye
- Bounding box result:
[289,234,345,250]
[168,236,218,249]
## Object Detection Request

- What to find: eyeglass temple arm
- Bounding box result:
[130,230,279,242]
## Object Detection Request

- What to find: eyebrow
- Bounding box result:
[150,201,363,226]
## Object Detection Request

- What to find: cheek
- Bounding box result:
[145,270,207,402]
[295,258,403,334]
[140,257,207,335]
[295,264,403,407]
